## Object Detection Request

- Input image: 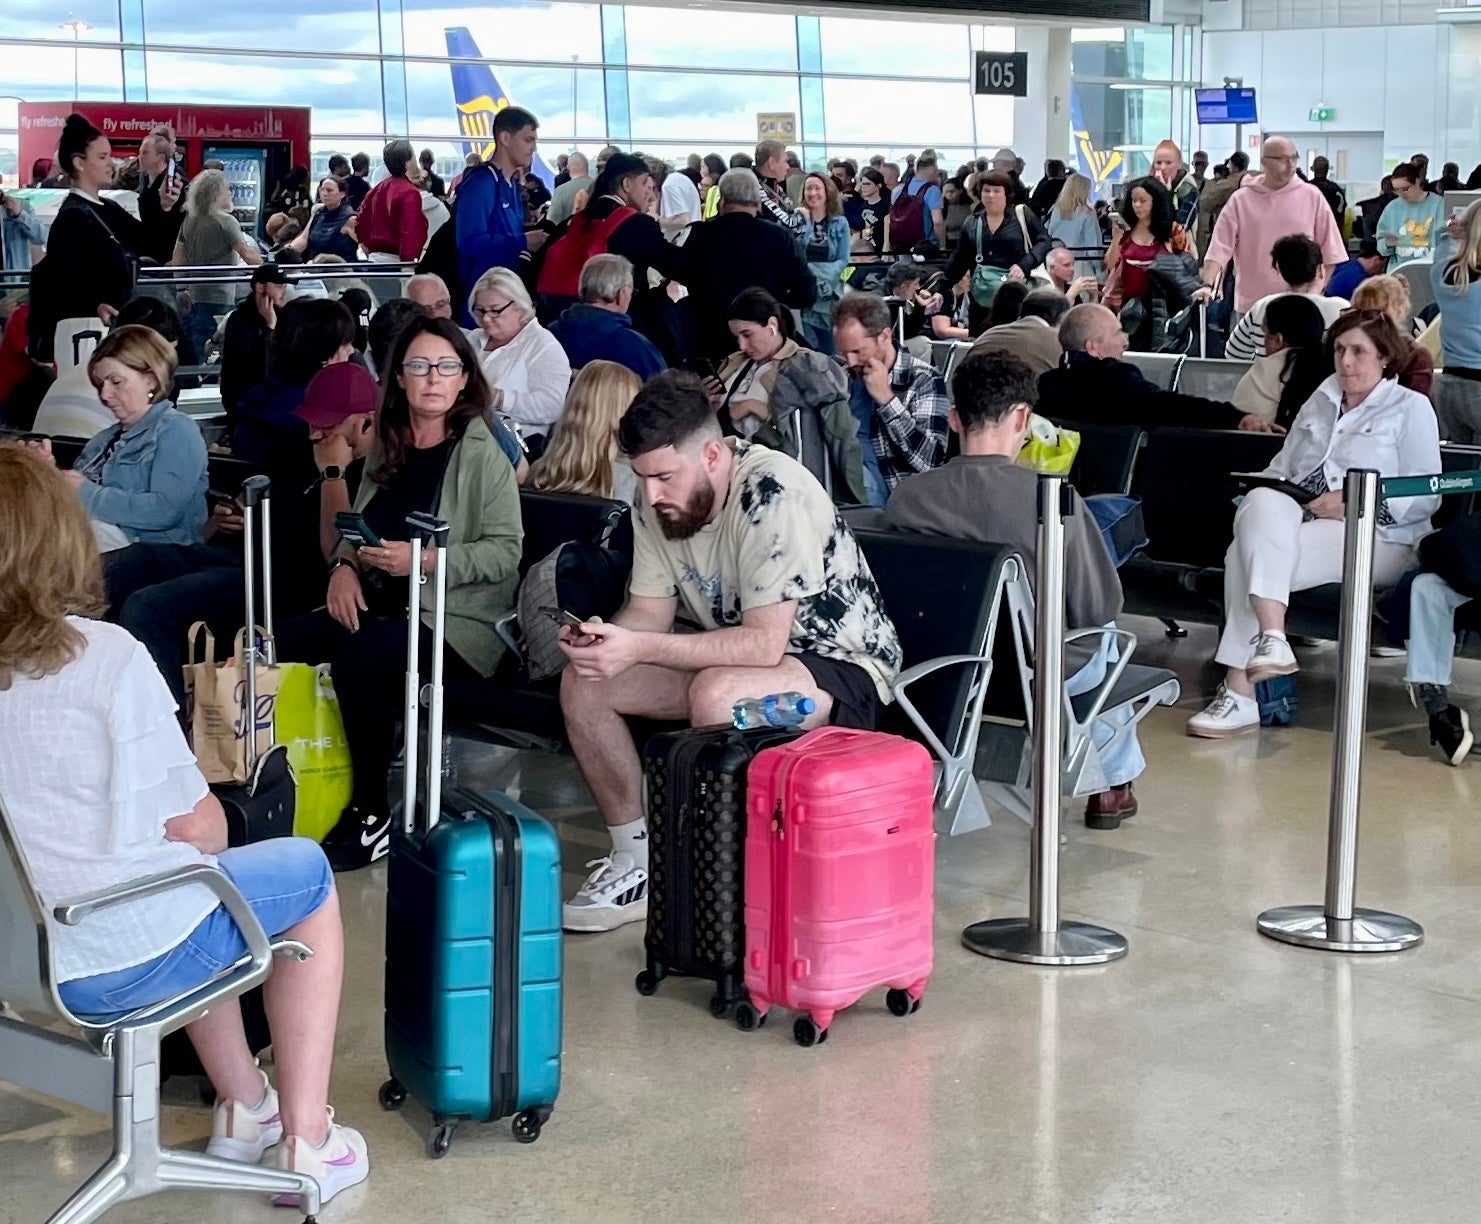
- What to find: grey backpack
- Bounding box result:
[515,539,631,681]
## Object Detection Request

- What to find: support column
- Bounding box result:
[1013,26,1072,175]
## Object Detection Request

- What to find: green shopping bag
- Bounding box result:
[274,662,352,842]
[1018,414,1080,475]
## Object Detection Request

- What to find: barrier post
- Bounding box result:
[962,473,1129,966]
[1257,468,1423,952]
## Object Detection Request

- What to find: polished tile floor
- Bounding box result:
[6,619,1481,1224]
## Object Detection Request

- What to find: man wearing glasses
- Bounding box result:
[406,274,454,320]
[1201,136,1348,320]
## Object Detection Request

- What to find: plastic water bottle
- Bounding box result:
[732,692,816,730]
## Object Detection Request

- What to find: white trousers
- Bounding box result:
[1216,488,1417,669]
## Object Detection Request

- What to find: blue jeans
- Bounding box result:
[1405,572,1473,688]
[800,315,834,355]
[59,838,332,1017]
[1065,626,1145,789]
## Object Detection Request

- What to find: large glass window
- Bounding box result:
[398,0,604,64]
[1070,26,1173,81]
[403,60,607,144]
[139,0,379,54]
[144,52,384,136]
[0,0,121,42]
[1,46,125,109]
[819,17,967,78]
[626,71,798,144]
[823,78,975,146]
[624,8,797,72]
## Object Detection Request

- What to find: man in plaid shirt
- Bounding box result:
[833,293,950,506]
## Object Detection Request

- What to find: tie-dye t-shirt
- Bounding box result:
[628,440,903,702]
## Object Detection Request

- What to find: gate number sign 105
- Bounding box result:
[974,51,1028,98]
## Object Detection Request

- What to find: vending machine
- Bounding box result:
[205,146,267,238]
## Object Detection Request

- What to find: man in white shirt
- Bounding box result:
[656,158,702,244]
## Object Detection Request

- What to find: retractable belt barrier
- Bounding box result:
[1254,467,1481,953]
[962,472,1129,966]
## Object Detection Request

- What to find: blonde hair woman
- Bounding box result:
[1350,275,1433,399]
[1432,201,1481,441]
[465,266,570,448]
[1047,172,1101,275]
[528,360,640,501]
[0,447,368,1204]
[172,168,262,354]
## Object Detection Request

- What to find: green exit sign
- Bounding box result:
[1309,106,1336,122]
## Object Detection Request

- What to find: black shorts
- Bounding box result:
[795,652,883,730]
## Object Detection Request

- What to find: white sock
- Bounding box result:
[611,818,649,871]
[1262,629,1288,642]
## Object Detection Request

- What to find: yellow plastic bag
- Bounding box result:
[1018,415,1080,475]
[274,663,352,843]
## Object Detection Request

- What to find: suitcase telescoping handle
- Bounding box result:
[403,512,451,836]
[238,475,274,774]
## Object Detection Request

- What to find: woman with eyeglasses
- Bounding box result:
[276,315,523,872]
[465,267,569,458]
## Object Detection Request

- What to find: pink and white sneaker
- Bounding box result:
[265,1111,370,1208]
[206,1069,283,1164]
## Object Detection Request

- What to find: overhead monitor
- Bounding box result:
[1196,88,1259,125]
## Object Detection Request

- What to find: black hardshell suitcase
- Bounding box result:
[636,724,800,1017]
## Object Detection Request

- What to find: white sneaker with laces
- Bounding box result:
[205,1069,282,1164]
[562,852,648,933]
[264,1111,369,1208]
[1247,633,1298,684]
[1187,684,1261,738]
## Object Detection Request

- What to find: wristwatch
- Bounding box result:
[320,464,345,482]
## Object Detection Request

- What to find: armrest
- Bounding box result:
[892,652,992,770]
[1061,627,1137,729]
[55,863,270,969]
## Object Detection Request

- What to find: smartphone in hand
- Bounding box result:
[334,510,383,548]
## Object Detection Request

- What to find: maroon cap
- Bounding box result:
[295,362,379,430]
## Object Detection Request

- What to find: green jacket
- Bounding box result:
[347,415,523,677]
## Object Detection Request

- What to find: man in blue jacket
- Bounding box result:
[455,106,545,325]
[548,254,666,381]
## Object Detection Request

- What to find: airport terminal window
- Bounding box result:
[624,7,797,73]
[1074,81,1173,180]
[818,16,972,78]
[138,0,379,54]
[397,0,604,64]
[626,70,799,144]
[0,46,124,108]
[823,77,976,147]
[403,60,607,145]
[1070,26,1174,82]
[143,51,384,136]
[0,0,121,42]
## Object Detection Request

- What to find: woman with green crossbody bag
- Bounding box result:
[946,169,1053,335]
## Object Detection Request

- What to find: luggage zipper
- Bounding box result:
[671,737,704,973]
[769,758,794,1007]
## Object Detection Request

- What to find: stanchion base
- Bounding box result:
[1256,905,1423,953]
[961,918,1128,965]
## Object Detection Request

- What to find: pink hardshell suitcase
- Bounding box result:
[736,728,935,1046]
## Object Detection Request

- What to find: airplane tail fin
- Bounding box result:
[446,26,556,190]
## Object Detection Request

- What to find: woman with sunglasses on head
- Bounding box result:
[465,267,569,458]
[276,316,523,872]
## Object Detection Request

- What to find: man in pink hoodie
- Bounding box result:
[1200,136,1348,315]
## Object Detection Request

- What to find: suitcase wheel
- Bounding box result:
[634,967,663,997]
[734,1002,768,1032]
[886,988,923,1018]
[793,1016,829,1048]
[427,1121,457,1159]
[708,993,733,1020]
[511,1108,545,1145]
[378,1078,408,1112]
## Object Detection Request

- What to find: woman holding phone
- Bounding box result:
[276,315,522,872]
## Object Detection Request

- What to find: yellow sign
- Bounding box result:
[756,112,797,144]
[457,94,510,161]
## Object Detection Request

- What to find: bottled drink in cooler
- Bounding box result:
[732,692,816,730]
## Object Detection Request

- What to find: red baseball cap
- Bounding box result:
[295,362,379,430]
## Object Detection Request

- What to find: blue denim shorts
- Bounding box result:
[59,838,332,1017]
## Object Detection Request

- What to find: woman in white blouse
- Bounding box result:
[465,267,570,457]
[0,448,369,1205]
[1188,310,1441,738]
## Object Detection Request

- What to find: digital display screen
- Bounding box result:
[1196,88,1259,125]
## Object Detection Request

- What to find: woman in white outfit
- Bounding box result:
[465,267,570,456]
[1188,310,1441,737]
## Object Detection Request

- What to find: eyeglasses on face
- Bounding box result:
[401,358,466,378]
[471,300,516,319]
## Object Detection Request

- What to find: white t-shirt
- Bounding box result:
[0,620,217,982]
[660,173,703,243]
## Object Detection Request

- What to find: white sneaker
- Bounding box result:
[1187,684,1261,738]
[264,1111,369,1208]
[1247,633,1298,684]
[205,1069,282,1164]
[562,853,648,933]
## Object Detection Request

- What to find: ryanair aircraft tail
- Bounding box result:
[1070,86,1122,197]
[446,27,557,190]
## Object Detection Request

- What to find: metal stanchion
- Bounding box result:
[962,473,1129,966]
[1257,468,1423,952]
